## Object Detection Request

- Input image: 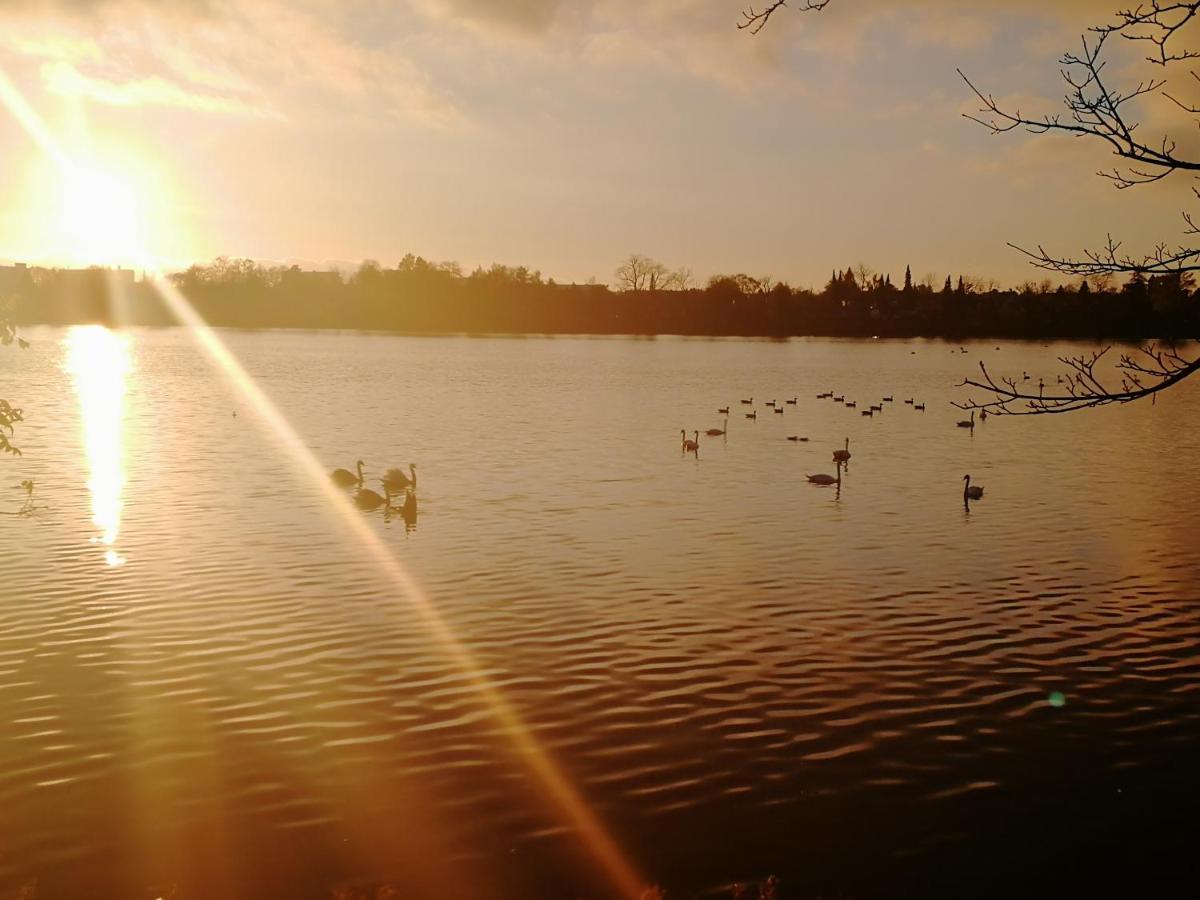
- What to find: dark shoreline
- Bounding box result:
[4,258,1196,343]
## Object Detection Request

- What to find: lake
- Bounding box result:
[2,328,1198,899]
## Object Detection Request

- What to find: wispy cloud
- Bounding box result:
[0,0,461,126]
[40,60,278,116]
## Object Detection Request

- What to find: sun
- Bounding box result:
[56,160,148,269]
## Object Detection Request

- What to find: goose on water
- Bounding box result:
[746,410,757,420]
[741,397,754,405]
[717,407,730,415]
[787,435,810,442]
[904,398,914,405]
[882,396,894,402]
[861,409,873,417]
[845,401,857,409]
[786,398,798,405]
[963,474,984,500]
[774,407,784,415]
[914,403,925,411]
[332,459,365,488]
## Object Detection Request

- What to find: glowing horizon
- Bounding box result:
[0,1,1188,287]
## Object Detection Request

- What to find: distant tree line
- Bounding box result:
[2,253,1196,340]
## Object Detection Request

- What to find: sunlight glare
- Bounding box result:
[58,162,146,268]
[66,325,132,567]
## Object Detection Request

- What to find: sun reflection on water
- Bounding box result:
[66,325,131,566]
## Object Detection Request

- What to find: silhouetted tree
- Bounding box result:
[7,252,1194,340]
[903,265,913,292]
[0,302,27,455]
[615,254,688,291]
[741,0,1200,413]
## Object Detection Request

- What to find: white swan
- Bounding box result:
[332,459,364,488]
[355,481,391,511]
[808,462,842,486]
[963,474,984,500]
[382,463,416,493]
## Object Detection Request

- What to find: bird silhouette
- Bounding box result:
[833,438,852,463]
[332,460,365,488]
[963,474,984,500]
[382,464,417,494]
[355,482,391,511]
[807,462,843,486]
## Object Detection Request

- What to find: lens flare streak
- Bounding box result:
[144,273,646,898]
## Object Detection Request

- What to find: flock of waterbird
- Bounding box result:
[683,391,986,504]
[330,459,419,520]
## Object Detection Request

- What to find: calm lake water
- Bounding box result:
[1,328,1199,899]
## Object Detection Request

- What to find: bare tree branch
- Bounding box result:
[738,1,829,35]
[955,344,1200,415]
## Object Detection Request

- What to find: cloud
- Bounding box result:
[415,0,562,33]
[40,59,277,116]
[0,0,461,126]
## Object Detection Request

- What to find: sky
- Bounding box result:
[0,0,1193,288]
